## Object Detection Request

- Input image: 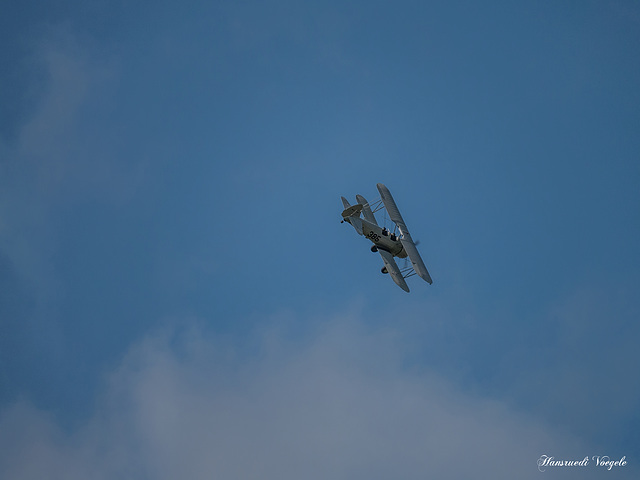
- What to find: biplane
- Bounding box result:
[341,183,433,292]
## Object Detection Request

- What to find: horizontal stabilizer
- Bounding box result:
[356,194,378,225]
[341,204,363,218]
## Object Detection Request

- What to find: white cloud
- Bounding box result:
[0,314,614,480]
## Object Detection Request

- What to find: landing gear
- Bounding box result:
[370,245,378,253]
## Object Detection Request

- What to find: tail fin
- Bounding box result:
[341,196,351,209]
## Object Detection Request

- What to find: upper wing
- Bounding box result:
[377,183,433,284]
[376,183,408,229]
[378,249,410,292]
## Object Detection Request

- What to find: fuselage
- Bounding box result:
[347,217,407,258]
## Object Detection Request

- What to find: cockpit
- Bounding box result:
[382,227,398,242]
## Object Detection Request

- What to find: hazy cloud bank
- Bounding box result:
[0,314,608,480]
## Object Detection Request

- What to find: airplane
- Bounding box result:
[340,183,433,292]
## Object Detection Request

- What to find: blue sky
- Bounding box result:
[1,1,639,478]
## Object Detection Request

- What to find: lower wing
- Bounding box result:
[400,237,433,284]
[378,249,410,292]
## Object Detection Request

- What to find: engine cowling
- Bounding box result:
[381,266,388,274]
